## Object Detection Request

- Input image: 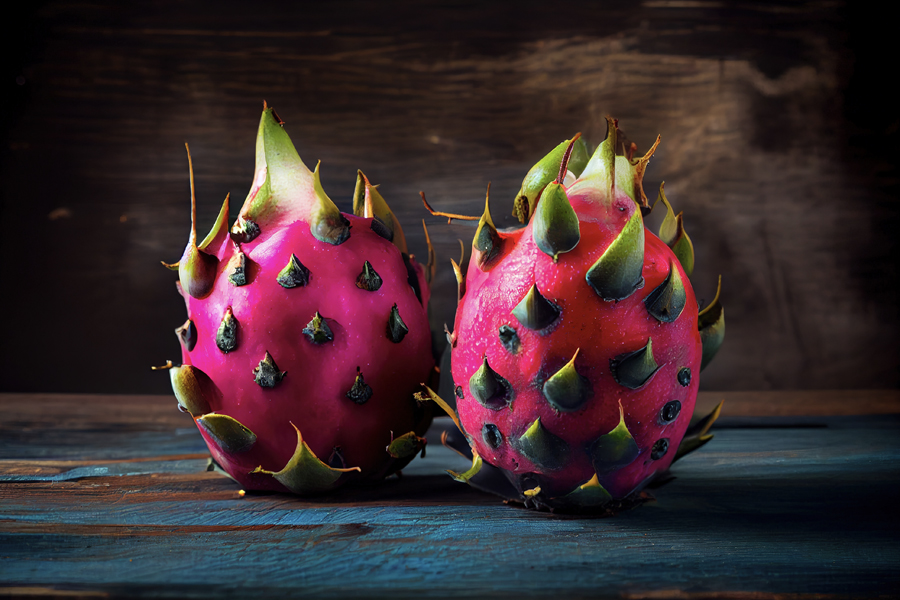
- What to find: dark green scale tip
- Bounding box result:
[533,182,580,262]
[514,418,571,471]
[303,312,334,344]
[216,306,238,353]
[542,349,592,413]
[356,260,383,291]
[677,367,691,387]
[387,432,426,459]
[589,402,640,473]
[312,212,351,246]
[175,319,196,351]
[610,338,660,390]
[482,423,503,449]
[253,351,286,388]
[659,400,682,424]
[498,325,520,353]
[386,304,408,343]
[277,254,311,288]
[585,208,645,302]
[196,413,257,454]
[370,217,393,242]
[473,184,501,267]
[651,438,669,460]
[228,251,248,286]
[455,385,464,399]
[230,217,260,244]
[644,261,686,323]
[699,276,725,371]
[468,356,512,411]
[512,284,560,331]
[346,367,373,405]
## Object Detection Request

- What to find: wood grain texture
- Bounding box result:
[1,392,899,599]
[1,1,897,394]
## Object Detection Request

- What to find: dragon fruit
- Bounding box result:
[422,118,724,512]
[160,105,436,494]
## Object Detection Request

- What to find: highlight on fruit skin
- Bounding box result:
[423,117,725,513]
[158,103,437,494]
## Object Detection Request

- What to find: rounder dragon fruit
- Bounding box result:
[421,118,724,512]
[160,105,436,494]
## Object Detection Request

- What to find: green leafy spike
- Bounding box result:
[610,338,660,389]
[468,357,511,410]
[568,136,591,178]
[514,418,571,471]
[253,351,286,387]
[169,364,211,416]
[533,182,580,261]
[511,284,560,331]
[644,261,687,323]
[354,170,409,254]
[346,367,373,404]
[561,474,612,507]
[578,117,618,201]
[542,349,592,412]
[251,423,360,493]
[674,400,723,462]
[473,184,501,268]
[656,183,694,277]
[178,143,219,299]
[198,193,230,252]
[512,139,568,224]
[356,261,383,292]
[590,401,640,473]
[216,306,238,353]
[277,254,310,288]
[699,276,725,370]
[387,431,426,459]
[303,312,334,344]
[386,304,408,343]
[447,452,483,483]
[196,413,257,454]
[585,208,645,301]
[175,319,196,352]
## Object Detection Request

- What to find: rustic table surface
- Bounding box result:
[1,391,899,599]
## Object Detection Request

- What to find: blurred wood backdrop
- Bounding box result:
[1,0,896,394]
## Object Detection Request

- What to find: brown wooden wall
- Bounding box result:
[1,1,896,394]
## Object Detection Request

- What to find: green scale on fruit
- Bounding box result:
[423,118,724,512]
[159,104,437,494]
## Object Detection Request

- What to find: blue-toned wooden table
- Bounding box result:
[1,392,899,599]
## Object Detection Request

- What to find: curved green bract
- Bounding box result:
[585,208,645,301]
[514,418,571,471]
[353,170,408,254]
[610,338,660,389]
[196,413,257,454]
[578,117,617,201]
[448,452,483,483]
[387,431,426,459]
[533,182,580,261]
[644,261,687,323]
[561,474,612,507]
[511,284,560,331]
[674,400,723,462]
[589,402,640,473]
[542,349,592,412]
[468,357,511,410]
[699,276,725,370]
[657,183,695,277]
[198,194,230,252]
[252,423,360,494]
[513,139,569,224]
[169,364,210,416]
[179,246,218,300]
[568,137,591,178]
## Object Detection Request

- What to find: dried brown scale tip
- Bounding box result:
[175,319,196,351]
[420,191,481,223]
[228,251,248,286]
[346,367,373,405]
[216,307,238,353]
[253,351,286,388]
[303,312,334,344]
[356,261,383,292]
[386,304,408,343]
[277,254,310,288]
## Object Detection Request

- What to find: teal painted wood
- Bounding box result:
[1,396,899,599]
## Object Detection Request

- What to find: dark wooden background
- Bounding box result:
[1,0,896,395]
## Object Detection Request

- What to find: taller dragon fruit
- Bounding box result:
[422,118,724,512]
[160,105,436,494]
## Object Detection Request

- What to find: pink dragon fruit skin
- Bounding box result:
[165,105,435,494]
[432,118,724,511]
